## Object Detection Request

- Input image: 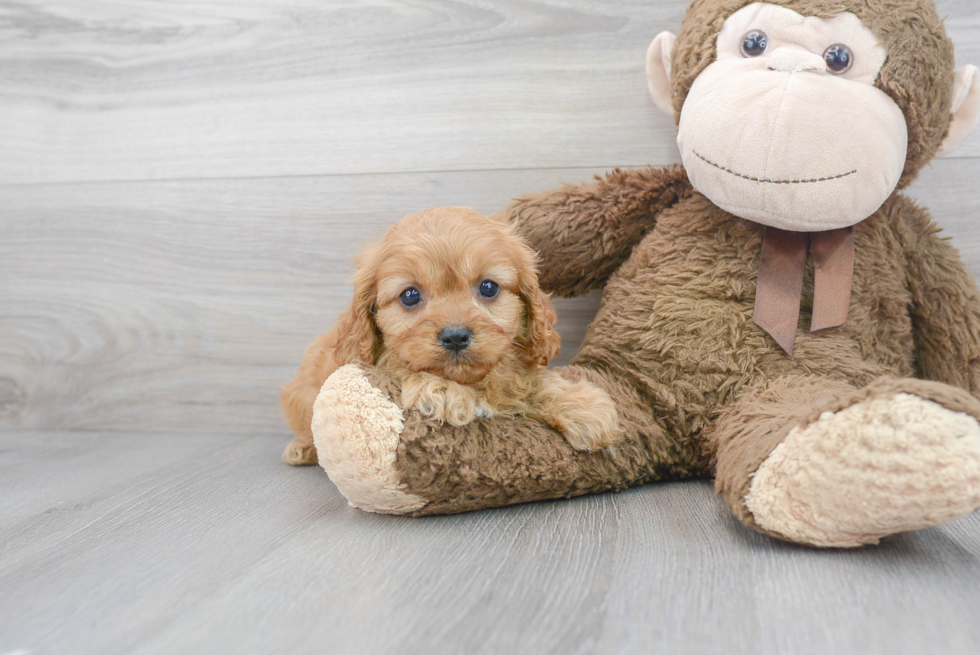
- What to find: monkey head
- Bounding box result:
[646,0,980,232]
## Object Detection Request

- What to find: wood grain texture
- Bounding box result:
[0,0,977,186]
[1,430,979,655]
[1,2,980,651]
[0,161,977,433]
[0,168,607,432]
[1,0,978,432]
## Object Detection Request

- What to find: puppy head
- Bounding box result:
[334,206,560,384]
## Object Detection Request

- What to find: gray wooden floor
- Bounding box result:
[2,1,980,654]
[4,430,980,655]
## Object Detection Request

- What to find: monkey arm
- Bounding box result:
[498,165,691,297]
[895,196,980,394]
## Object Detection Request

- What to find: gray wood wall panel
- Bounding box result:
[1,0,978,433]
[1,160,977,432]
[0,0,977,187]
[0,168,607,431]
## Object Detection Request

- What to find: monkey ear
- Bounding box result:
[646,31,676,117]
[938,65,980,157]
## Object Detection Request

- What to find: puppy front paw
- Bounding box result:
[542,381,621,451]
[401,373,484,426]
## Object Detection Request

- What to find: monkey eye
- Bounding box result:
[399,287,422,307]
[824,44,853,74]
[478,280,499,298]
[740,30,768,57]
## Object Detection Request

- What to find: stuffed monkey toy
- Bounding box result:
[286,0,980,547]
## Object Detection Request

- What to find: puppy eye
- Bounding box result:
[823,44,853,74]
[740,30,768,57]
[478,280,499,298]
[399,287,421,307]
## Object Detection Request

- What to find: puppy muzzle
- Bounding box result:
[439,325,472,354]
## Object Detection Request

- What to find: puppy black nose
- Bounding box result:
[439,326,472,352]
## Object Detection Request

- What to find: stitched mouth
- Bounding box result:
[694,151,856,185]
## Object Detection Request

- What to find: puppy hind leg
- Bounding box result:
[280,327,342,466]
[282,436,318,466]
[281,368,322,465]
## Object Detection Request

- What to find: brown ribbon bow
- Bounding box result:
[753,226,855,356]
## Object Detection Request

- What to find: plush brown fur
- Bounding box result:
[369,186,980,521]
[281,207,620,465]
[299,1,980,545]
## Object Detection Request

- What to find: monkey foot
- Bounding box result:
[745,392,980,547]
[312,364,426,514]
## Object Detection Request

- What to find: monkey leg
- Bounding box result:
[713,376,980,547]
[311,363,700,516]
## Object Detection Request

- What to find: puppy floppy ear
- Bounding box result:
[517,263,562,366]
[332,251,383,366]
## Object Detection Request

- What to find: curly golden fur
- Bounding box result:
[281,206,621,465]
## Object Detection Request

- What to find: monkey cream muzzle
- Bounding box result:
[677,59,907,232]
[660,3,908,232]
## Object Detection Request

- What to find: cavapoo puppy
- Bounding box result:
[281,206,621,465]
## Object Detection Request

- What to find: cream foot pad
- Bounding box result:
[312,364,426,514]
[746,393,980,547]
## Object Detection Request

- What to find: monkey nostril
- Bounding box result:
[439,326,472,352]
